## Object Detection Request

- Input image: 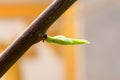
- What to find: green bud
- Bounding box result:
[45,35,90,45]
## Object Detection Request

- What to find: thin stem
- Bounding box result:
[0,0,77,78]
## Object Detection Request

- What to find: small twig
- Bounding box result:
[0,0,77,78]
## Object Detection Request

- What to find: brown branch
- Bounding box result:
[0,0,77,78]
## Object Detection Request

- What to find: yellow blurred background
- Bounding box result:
[0,0,83,80]
[0,0,120,80]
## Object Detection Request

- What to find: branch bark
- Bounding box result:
[0,0,77,78]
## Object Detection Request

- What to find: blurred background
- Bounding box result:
[0,0,120,80]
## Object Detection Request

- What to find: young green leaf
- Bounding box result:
[45,35,90,45]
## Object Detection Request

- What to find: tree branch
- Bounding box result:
[0,0,77,78]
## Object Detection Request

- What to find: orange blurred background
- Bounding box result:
[0,0,83,80]
[1,0,119,80]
